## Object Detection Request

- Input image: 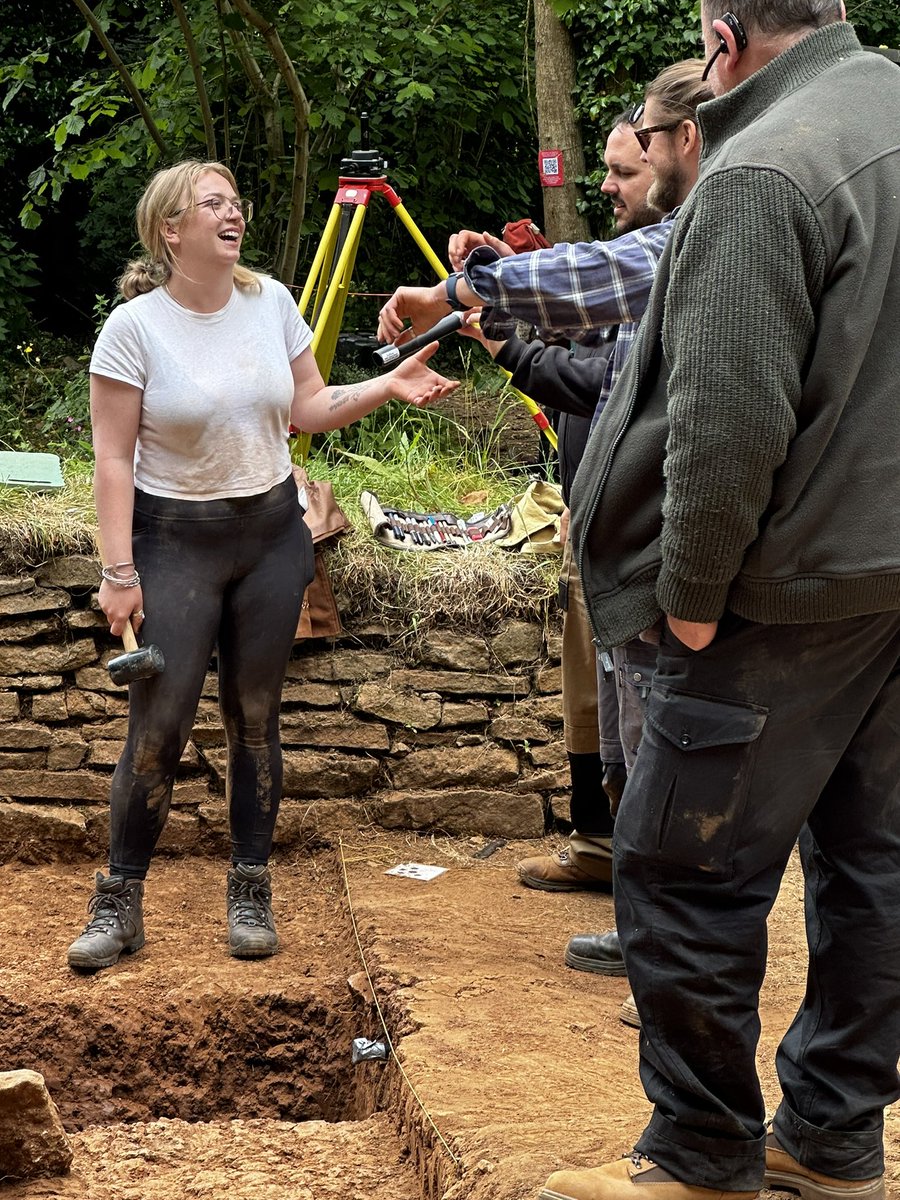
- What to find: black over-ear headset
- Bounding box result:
[702,11,748,80]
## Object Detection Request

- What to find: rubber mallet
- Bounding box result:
[107,619,165,686]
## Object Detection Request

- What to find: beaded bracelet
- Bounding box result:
[100,566,141,588]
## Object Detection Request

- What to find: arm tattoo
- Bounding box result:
[329,383,374,412]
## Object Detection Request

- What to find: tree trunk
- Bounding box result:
[533,0,589,245]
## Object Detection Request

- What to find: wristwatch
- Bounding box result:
[444,272,469,311]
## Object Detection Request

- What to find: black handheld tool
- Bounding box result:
[373,312,464,367]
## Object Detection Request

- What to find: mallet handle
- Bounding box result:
[121,620,139,654]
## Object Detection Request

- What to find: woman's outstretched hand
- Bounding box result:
[387,342,460,407]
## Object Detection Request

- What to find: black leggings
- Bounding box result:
[109,474,314,879]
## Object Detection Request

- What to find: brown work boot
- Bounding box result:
[620,992,641,1028]
[540,1153,758,1199]
[516,845,612,892]
[765,1131,885,1198]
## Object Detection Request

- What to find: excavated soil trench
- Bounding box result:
[1,835,898,1200]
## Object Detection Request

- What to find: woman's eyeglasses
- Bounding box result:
[169,195,254,223]
[634,121,682,152]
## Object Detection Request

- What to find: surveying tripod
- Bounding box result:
[293,116,557,462]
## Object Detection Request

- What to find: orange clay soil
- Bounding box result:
[0,833,896,1200]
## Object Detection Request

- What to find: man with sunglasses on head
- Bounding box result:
[551,3,900,1199]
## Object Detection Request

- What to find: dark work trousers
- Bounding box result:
[614,610,900,1191]
[109,474,313,879]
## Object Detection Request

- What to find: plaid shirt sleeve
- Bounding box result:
[464,221,672,339]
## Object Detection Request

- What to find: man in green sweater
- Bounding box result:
[549,3,900,1200]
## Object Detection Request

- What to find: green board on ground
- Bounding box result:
[0,451,64,490]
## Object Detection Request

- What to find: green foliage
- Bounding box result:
[1,0,538,326]
[848,0,900,45]
[0,231,40,347]
[0,340,92,458]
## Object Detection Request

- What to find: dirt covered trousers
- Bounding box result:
[108,474,314,878]
[613,610,900,1192]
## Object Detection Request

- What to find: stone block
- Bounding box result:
[529,740,568,769]
[0,1070,73,1181]
[31,692,70,723]
[390,744,519,790]
[0,723,53,750]
[155,809,203,855]
[353,681,441,730]
[0,676,62,691]
[0,692,19,720]
[439,700,490,728]
[488,716,552,745]
[77,717,129,741]
[497,696,564,725]
[273,797,378,847]
[419,629,490,671]
[281,750,381,798]
[280,711,390,751]
[375,788,545,838]
[66,609,109,630]
[86,740,125,768]
[0,803,89,864]
[518,767,569,792]
[72,665,125,693]
[0,576,35,598]
[46,734,88,771]
[281,681,342,707]
[388,668,529,699]
[0,587,71,618]
[0,616,60,643]
[490,619,543,665]
[287,649,394,683]
[0,769,110,802]
[0,640,97,676]
[35,554,100,590]
[65,690,128,721]
[0,752,45,770]
[534,664,562,695]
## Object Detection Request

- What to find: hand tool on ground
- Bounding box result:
[107,619,166,686]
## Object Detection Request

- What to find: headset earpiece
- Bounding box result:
[703,10,748,80]
[718,11,748,51]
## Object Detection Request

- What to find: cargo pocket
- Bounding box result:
[620,684,768,876]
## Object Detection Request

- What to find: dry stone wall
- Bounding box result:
[0,554,568,863]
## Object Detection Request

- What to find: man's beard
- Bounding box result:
[647,164,683,216]
[617,197,663,234]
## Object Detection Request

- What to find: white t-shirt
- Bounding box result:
[90,275,313,500]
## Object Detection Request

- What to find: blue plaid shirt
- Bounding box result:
[462,219,673,424]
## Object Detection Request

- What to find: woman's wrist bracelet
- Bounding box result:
[100,565,141,588]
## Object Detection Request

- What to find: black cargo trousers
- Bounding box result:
[614,609,900,1192]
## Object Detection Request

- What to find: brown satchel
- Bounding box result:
[293,467,351,639]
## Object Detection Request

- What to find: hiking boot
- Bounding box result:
[765,1131,885,1199]
[67,872,145,972]
[516,845,612,892]
[620,992,641,1028]
[226,863,278,958]
[540,1153,758,1199]
[565,929,627,976]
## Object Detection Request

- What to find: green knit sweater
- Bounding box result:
[571,22,900,652]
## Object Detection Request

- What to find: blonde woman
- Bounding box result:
[68,160,457,972]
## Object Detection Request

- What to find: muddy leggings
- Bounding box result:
[109,474,314,880]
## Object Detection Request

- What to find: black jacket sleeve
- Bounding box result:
[494,332,613,420]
